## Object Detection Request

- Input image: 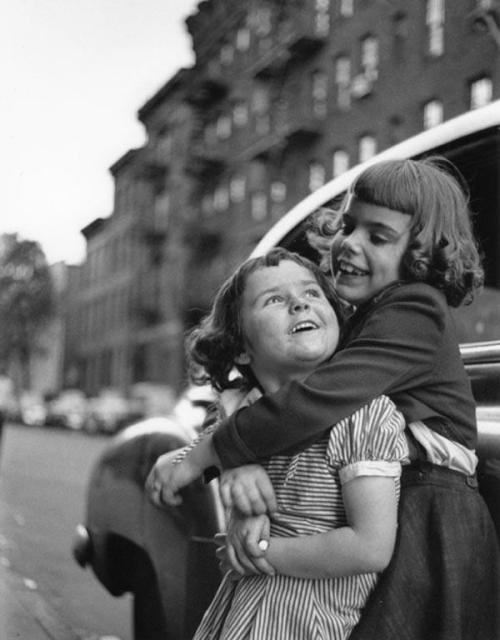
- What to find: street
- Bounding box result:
[0,422,132,640]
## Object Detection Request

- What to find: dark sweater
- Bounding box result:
[213,282,477,468]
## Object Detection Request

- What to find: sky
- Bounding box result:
[2,0,201,265]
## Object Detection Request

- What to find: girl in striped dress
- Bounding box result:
[184,248,409,640]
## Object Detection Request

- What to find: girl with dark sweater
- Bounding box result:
[148,158,500,639]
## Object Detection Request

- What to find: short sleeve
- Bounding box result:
[327,395,409,485]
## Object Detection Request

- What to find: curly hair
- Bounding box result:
[186,248,346,392]
[310,157,484,307]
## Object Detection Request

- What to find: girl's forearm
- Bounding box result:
[267,526,395,579]
[185,431,221,473]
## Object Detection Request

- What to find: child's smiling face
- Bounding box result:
[330,197,412,305]
[236,260,340,392]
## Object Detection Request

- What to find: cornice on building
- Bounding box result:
[109,148,143,177]
[80,217,108,240]
[137,68,193,123]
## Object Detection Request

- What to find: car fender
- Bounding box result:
[83,418,197,592]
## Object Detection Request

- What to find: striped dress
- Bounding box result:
[194,395,409,640]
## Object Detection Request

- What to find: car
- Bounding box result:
[46,389,89,431]
[85,388,135,435]
[72,102,500,640]
[18,390,48,427]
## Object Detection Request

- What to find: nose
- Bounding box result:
[340,227,362,254]
[290,297,309,313]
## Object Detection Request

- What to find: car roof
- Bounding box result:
[251,99,500,257]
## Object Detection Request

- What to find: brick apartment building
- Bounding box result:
[65,0,500,396]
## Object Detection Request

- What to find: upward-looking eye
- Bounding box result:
[304,288,322,298]
[264,294,284,305]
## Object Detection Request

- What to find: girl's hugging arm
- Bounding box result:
[149,284,440,508]
[213,283,445,468]
[263,396,409,579]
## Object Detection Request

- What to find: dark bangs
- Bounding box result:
[351,159,421,216]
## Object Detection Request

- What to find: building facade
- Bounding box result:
[66,0,500,395]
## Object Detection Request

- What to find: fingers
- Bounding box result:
[243,552,275,576]
[145,466,183,508]
[218,541,249,575]
[217,516,275,577]
[228,484,265,516]
[258,481,278,514]
[219,470,277,515]
[244,516,270,558]
[238,519,274,576]
[221,536,275,577]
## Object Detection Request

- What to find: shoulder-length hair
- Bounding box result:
[187,247,345,392]
[311,157,484,307]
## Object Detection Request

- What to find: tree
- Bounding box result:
[0,234,55,389]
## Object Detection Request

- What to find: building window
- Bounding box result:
[470,76,493,109]
[335,56,351,109]
[315,0,330,36]
[230,176,246,203]
[312,71,328,118]
[426,0,445,56]
[216,114,232,140]
[340,0,354,17]
[214,186,229,212]
[254,7,272,36]
[271,181,287,203]
[361,35,379,80]
[358,135,377,163]
[251,192,268,221]
[309,162,325,192]
[252,86,269,114]
[423,99,443,129]
[220,43,234,65]
[233,101,249,127]
[236,27,250,51]
[332,149,350,177]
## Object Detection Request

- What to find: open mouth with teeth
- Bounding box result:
[290,321,319,334]
[337,260,369,277]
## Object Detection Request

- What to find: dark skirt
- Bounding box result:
[349,461,500,640]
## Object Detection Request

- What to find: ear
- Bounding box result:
[234,351,251,365]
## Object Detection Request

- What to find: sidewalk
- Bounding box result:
[0,558,82,640]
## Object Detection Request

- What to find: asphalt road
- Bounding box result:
[0,422,133,640]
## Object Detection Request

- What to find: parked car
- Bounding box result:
[18,390,48,427]
[72,103,500,640]
[85,389,135,435]
[129,383,177,420]
[46,389,89,430]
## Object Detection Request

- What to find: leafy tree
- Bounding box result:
[0,233,55,389]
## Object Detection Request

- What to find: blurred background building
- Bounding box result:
[55,0,500,396]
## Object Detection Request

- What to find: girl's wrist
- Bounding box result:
[188,432,221,474]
